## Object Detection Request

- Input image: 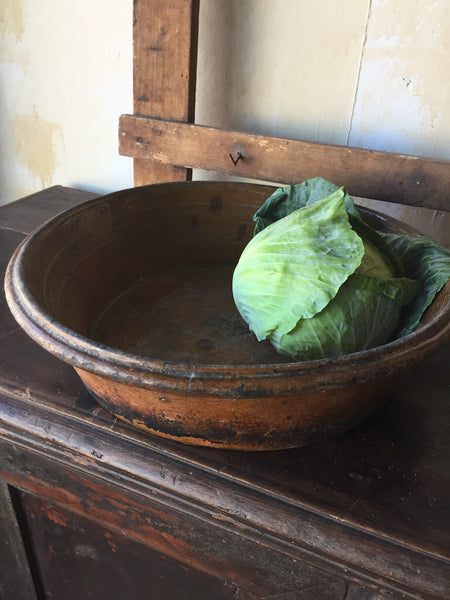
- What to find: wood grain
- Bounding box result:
[1,188,449,599]
[132,0,200,185]
[0,481,38,600]
[119,115,450,209]
[0,418,433,599]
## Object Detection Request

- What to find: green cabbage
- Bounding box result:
[232,177,449,361]
[232,190,365,342]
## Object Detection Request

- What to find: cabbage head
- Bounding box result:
[232,178,423,360]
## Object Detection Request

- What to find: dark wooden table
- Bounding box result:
[0,187,449,600]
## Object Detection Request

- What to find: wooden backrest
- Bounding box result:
[119,0,449,211]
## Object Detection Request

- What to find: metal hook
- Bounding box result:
[229,145,245,166]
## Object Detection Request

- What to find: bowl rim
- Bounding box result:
[4,181,450,393]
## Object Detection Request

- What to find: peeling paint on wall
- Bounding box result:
[0,0,133,204]
[0,0,25,41]
[348,0,450,158]
[11,107,63,189]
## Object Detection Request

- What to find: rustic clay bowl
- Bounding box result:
[5,182,450,450]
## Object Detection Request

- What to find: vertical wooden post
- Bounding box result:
[132,0,200,186]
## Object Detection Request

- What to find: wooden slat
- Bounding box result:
[0,186,99,235]
[132,0,200,186]
[119,114,450,209]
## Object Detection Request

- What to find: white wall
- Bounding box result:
[196,0,450,158]
[1,0,449,242]
[0,0,134,203]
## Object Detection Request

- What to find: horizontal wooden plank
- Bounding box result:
[119,115,450,210]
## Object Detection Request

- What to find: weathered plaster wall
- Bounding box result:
[195,0,449,243]
[0,0,448,242]
[196,0,450,157]
[0,0,133,204]
[349,0,450,158]
[195,0,371,144]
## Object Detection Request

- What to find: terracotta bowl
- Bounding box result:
[5,182,450,450]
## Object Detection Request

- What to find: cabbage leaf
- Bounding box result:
[253,176,360,234]
[270,273,418,360]
[232,190,364,341]
[381,233,450,335]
